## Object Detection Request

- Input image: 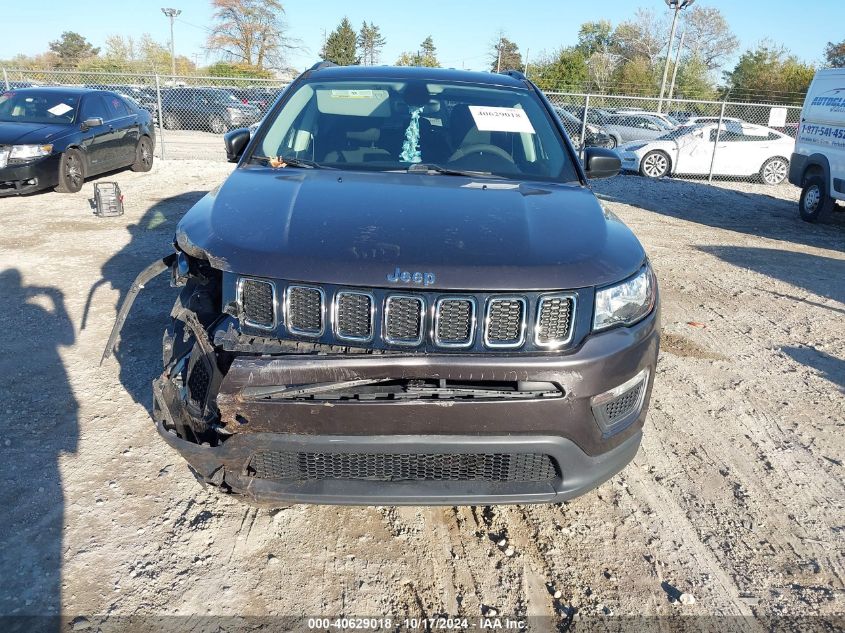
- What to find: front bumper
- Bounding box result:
[0,155,60,196]
[153,307,659,505]
[618,151,641,172]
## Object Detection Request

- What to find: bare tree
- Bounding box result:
[206,0,292,70]
[680,6,738,72]
[612,8,668,66]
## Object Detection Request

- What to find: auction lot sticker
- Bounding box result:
[469,106,535,133]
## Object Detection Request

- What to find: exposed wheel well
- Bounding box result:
[802,163,824,185]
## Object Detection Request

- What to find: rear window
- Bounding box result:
[0,90,80,124]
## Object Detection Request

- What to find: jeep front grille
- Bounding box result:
[536,295,575,346]
[485,298,526,347]
[435,298,475,347]
[248,451,558,483]
[287,285,324,336]
[240,278,275,328]
[335,291,373,341]
[384,295,424,345]
[235,278,584,352]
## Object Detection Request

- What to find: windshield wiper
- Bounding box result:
[253,155,326,169]
[406,163,496,178]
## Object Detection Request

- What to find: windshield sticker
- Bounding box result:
[469,106,535,134]
[47,103,73,116]
[331,89,375,99]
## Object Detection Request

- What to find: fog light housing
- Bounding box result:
[591,368,649,437]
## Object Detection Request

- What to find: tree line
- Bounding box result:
[2,1,843,104]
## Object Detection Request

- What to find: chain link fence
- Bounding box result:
[2,67,804,188]
[2,67,289,159]
[545,91,802,186]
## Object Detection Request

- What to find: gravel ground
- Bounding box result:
[0,161,843,629]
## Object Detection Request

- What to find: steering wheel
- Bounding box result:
[448,143,515,163]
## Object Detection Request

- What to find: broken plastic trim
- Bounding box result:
[101,253,176,364]
[241,378,565,402]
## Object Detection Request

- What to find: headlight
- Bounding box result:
[226,107,241,116]
[593,263,656,331]
[10,144,53,160]
[587,124,600,134]
[626,143,646,152]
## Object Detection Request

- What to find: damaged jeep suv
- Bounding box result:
[108,63,659,505]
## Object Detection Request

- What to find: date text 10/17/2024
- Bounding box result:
[307,617,527,630]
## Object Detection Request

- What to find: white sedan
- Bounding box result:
[617,121,795,185]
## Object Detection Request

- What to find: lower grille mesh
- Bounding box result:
[601,382,643,424]
[187,361,210,405]
[248,451,558,482]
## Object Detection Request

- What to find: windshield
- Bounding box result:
[0,90,79,124]
[251,78,578,182]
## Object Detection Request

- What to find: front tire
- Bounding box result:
[606,135,618,149]
[131,136,154,172]
[760,156,788,185]
[54,149,84,193]
[640,150,670,179]
[799,175,834,223]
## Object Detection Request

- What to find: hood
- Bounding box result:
[0,121,74,145]
[176,167,646,291]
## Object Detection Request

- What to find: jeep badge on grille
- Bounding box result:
[387,267,435,286]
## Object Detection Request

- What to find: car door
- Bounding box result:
[675,126,716,174]
[77,94,113,174]
[103,93,139,165]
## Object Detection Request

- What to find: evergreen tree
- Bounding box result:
[321,17,358,66]
[357,21,386,66]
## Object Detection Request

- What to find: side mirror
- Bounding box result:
[81,117,103,130]
[224,127,251,163]
[583,147,621,179]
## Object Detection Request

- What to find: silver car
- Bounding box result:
[602,114,675,145]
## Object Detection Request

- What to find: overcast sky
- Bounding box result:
[2,0,841,73]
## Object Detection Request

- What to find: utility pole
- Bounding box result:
[667,28,686,104]
[524,48,530,78]
[657,0,694,113]
[161,7,182,79]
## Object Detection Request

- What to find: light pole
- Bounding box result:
[161,7,182,79]
[657,0,694,113]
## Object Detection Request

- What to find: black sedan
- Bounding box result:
[0,87,155,196]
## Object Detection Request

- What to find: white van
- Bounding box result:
[789,68,845,222]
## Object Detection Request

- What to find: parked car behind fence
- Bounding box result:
[160,87,260,133]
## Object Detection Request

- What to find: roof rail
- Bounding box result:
[309,60,338,71]
[501,69,526,81]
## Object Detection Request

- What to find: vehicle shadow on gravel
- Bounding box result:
[699,245,845,392]
[593,174,845,252]
[0,269,76,626]
[86,191,208,413]
[698,245,845,307]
